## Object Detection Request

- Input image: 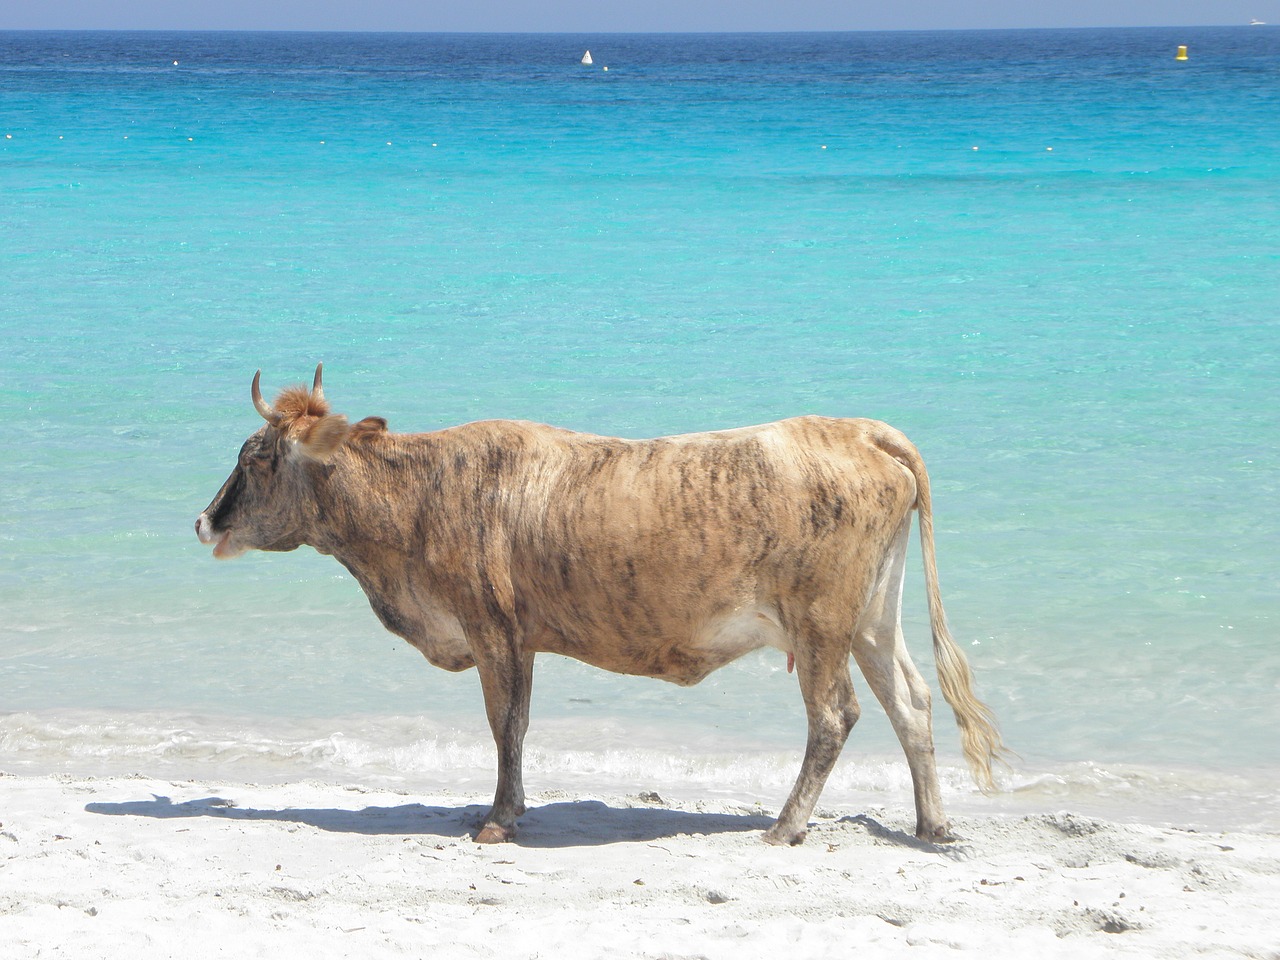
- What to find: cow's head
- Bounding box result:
[195,364,350,559]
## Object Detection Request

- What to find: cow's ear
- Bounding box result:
[294,414,350,462]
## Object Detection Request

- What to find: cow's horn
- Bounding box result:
[311,362,325,406]
[251,370,282,425]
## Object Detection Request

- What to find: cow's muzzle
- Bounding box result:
[195,513,243,559]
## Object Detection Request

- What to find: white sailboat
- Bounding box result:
[581,50,593,64]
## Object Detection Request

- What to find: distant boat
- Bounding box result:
[581,50,593,64]
[1249,18,1266,25]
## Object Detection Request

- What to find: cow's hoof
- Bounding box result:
[474,822,515,844]
[762,825,806,847]
[916,823,955,844]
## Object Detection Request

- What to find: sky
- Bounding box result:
[1,1,1271,33]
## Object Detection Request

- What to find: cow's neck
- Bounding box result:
[303,434,431,575]
[301,434,475,668]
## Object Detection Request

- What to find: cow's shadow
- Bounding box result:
[84,794,776,848]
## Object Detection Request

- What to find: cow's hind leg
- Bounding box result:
[764,614,861,847]
[851,519,952,842]
[475,646,536,844]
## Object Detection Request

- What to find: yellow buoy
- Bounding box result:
[1176,45,1188,60]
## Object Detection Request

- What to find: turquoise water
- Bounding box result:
[2,29,1277,829]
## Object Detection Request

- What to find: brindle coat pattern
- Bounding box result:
[197,366,1005,845]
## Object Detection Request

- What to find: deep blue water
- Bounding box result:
[1,28,1277,828]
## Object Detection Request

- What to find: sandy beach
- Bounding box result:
[2,771,1276,959]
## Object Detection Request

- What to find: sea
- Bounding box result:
[2,27,1277,833]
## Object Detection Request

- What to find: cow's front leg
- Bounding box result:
[474,645,536,844]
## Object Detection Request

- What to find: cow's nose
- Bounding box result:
[195,513,215,544]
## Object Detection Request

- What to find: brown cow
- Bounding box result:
[196,365,1005,845]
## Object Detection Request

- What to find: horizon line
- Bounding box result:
[0,23,1260,36]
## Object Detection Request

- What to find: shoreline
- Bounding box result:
[3,707,1278,836]
[2,771,1277,958]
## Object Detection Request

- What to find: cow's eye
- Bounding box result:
[247,452,275,473]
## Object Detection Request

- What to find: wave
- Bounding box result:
[2,709,1274,834]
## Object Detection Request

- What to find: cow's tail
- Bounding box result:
[874,426,1009,793]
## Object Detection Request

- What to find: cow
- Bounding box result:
[196,364,1005,845]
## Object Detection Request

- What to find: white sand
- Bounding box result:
[1,772,1276,958]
